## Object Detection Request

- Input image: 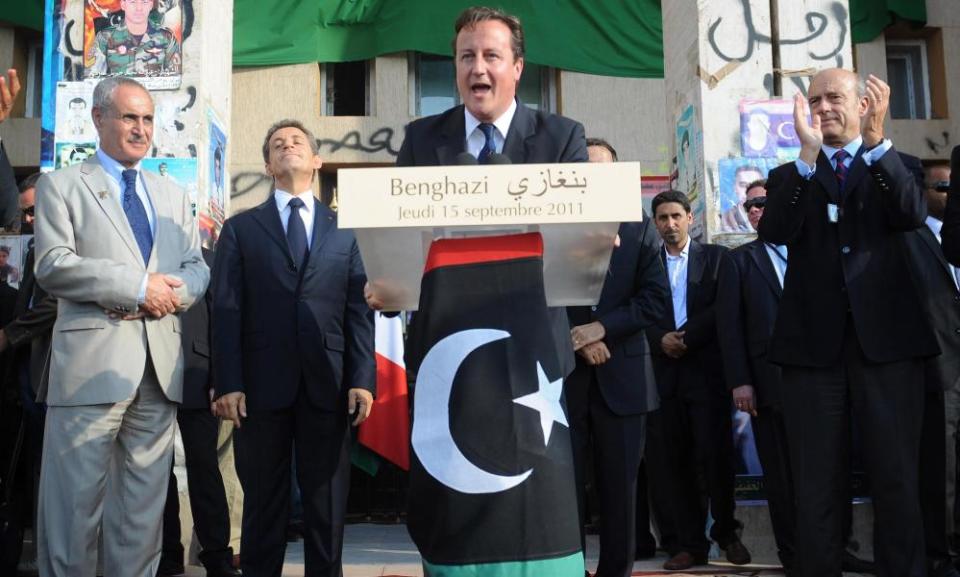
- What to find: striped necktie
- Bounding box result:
[833,149,850,190]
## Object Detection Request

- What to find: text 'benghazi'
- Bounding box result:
[391,176,489,202]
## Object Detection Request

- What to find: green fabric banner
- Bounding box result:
[850,0,928,43]
[1,0,43,31]
[3,1,929,76]
[232,0,665,78]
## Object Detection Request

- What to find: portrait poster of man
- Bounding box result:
[206,109,227,238]
[717,157,780,233]
[54,142,97,169]
[54,81,97,143]
[675,104,705,240]
[0,234,24,289]
[739,99,802,161]
[83,0,183,90]
[141,157,199,213]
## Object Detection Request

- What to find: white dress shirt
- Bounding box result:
[926,216,960,291]
[464,99,517,159]
[794,135,894,179]
[665,237,690,329]
[763,243,788,288]
[274,189,316,249]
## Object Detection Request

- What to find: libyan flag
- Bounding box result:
[405,233,583,576]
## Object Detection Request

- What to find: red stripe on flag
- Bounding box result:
[359,352,410,471]
[423,232,544,273]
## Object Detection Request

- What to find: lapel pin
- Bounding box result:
[98,190,109,199]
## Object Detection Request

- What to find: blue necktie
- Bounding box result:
[286,197,308,270]
[121,169,153,265]
[478,123,496,164]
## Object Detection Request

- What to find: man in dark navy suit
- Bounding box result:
[758,69,937,577]
[717,180,796,573]
[645,190,749,572]
[211,119,376,577]
[564,138,668,577]
[394,6,587,378]
[901,157,960,577]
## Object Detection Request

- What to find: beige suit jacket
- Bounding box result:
[34,155,209,406]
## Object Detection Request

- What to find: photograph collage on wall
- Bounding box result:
[83,0,183,91]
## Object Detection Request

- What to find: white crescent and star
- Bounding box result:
[411,328,568,495]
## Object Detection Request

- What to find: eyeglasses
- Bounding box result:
[743,197,766,211]
[930,181,950,193]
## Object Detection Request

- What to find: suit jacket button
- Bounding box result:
[955,328,960,335]
[591,306,597,312]
[841,246,851,254]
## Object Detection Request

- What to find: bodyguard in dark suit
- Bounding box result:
[159,248,240,577]
[902,157,960,577]
[716,183,796,572]
[758,69,937,577]
[645,190,749,571]
[212,120,376,577]
[394,7,587,379]
[942,146,960,266]
[564,139,668,577]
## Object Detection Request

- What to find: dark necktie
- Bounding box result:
[121,169,153,265]
[833,149,850,190]
[286,197,308,269]
[478,123,496,164]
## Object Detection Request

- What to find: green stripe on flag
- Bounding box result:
[423,551,584,577]
[350,441,381,477]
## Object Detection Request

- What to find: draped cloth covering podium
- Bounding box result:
[405,233,583,577]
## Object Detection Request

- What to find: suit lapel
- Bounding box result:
[436,107,467,165]
[80,158,142,264]
[918,226,957,288]
[748,240,783,298]
[687,241,705,308]
[502,101,535,163]
[842,146,868,204]
[141,169,169,271]
[252,197,295,266]
[305,201,335,269]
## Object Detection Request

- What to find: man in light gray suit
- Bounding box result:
[33,76,209,577]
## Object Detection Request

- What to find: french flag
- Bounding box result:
[358,312,410,471]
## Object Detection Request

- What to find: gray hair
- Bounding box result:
[91,77,151,113]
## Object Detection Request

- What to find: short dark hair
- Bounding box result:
[452,6,525,61]
[261,119,320,163]
[18,173,41,194]
[69,97,86,107]
[735,164,764,178]
[586,138,618,162]
[214,147,222,164]
[652,190,692,215]
[745,178,767,194]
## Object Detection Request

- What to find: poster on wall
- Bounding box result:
[674,104,705,240]
[640,175,671,217]
[0,235,25,289]
[54,81,97,143]
[739,99,802,161]
[141,157,199,210]
[55,142,97,168]
[82,0,183,90]
[716,157,782,234]
[205,108,228,245]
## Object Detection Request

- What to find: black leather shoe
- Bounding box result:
[663,551,707,570]
[205,560,242,577]
[841,550,876,574]
[156,556,185,577]
[722,538,751,565]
